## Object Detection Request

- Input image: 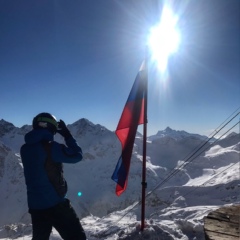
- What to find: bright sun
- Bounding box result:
[148,5,180,72]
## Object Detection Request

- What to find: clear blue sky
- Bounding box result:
[0,0,239,136]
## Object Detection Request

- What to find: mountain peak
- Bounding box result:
[164,127,173,132]
[0,119,14,126]
[156,127,176,136]
[225,132,238,138]
[149,127,208,141]
[71,118,94,127]
[68,118,108,138]
[0,119,15,137]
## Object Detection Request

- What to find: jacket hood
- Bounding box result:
[25,129,54,144]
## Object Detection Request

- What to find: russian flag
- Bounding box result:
[111,61,147,196]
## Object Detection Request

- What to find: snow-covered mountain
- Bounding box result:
[0,118,239,239]
[148,126,209,141]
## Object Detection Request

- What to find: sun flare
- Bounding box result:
[148,5,180,72]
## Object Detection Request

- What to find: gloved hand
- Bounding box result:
[57,120,72,139]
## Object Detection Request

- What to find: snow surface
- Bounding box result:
[0,119,239,239]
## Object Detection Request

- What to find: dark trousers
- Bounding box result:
[29,199,86,240]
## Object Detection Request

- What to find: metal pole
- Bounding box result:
[141,48,148,231]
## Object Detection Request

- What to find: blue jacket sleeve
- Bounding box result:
[51,136,83,163]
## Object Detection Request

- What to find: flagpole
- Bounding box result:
[141,47,148,231]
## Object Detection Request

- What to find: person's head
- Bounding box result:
[32,112,58,134]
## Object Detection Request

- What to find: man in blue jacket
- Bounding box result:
[20,112,86,240]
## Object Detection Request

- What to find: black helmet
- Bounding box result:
[32,112,58,134]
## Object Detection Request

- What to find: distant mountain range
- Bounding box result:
[148,126,209,141]
[0,118,239,239]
